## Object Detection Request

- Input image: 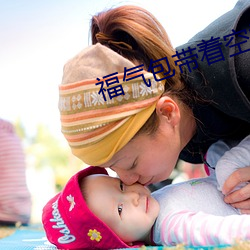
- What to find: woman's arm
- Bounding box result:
[215,135,250,192]
[215,135,250,212]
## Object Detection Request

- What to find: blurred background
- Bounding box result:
[0,0,238,223]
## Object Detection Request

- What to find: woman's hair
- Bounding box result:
[90,5,194,135]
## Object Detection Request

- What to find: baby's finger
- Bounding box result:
[228,198,250,212]
[224,184,250,204]
[240,209,250,214]
[222,167,250,195]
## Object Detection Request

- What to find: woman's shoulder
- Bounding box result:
[176,0,250,123]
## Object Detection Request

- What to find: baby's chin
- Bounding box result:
[148,196,160,219]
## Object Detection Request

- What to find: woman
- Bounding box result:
[59,1,250,211]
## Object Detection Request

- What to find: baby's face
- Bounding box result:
[84,174,160,244]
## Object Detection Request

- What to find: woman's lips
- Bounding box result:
[143,177,154,186]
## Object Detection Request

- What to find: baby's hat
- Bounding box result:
[42,166,138,249]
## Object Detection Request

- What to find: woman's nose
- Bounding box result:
[112,168,139,185]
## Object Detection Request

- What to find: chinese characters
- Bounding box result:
[96,27,250,101]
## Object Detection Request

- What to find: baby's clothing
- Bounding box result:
[152,135,250,246]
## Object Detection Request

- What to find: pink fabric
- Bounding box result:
[0,119,31,224]
[203,152,210,176]
[160,210,250,246]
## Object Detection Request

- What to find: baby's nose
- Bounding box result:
[126,191,140,206]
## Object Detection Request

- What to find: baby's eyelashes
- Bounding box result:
[118,203,123,216]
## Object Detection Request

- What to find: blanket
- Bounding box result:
[0,225,248,250]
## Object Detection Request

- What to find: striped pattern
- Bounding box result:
[160,210,250,246]
[59,71,164,148]
[0,119,31,224]
[58,43,166,165]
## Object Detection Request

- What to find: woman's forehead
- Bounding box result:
[102,135,147,167]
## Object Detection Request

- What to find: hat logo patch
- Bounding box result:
[50,200,76,244]
[88,229,102,242]
[67,194,76,211]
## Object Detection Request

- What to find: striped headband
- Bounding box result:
[59,43,165,165]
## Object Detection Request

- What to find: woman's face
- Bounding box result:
[100,118,182,186]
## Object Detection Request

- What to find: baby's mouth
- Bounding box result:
[146,196,149,213]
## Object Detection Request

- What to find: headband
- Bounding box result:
[59,43,164,165]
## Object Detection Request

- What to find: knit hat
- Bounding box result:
[59,43,164,166]
[42,166,141,249]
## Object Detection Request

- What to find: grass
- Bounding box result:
[138,241,250,250]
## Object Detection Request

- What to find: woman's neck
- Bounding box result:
[179,104,197,149]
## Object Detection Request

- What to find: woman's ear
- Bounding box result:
[156,96,180,126]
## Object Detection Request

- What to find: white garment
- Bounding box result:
[152,135,250,247]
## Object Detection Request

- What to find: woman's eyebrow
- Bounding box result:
[107,160,119,170]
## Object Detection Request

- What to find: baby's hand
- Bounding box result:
[223,166,250,214]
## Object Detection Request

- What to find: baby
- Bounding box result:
[42,135,250,249]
